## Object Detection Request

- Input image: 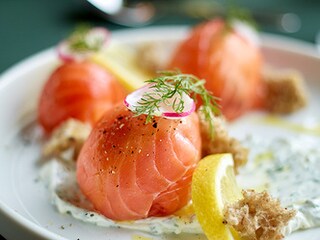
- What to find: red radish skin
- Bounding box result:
[38,61,127,132]
[76,103,201,220]
[124,83,196,119]
[57,27,110,62]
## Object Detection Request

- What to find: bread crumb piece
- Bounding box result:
[223,190,296,240]
[198,110,248,172]
[262,68,307,114]
[135,41,178,74]
[42,119,91,160]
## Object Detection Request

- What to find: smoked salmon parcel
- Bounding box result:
[77,104,202,220]
[75,69,219,221]
[169,19,264,120]
[38,61,126,132]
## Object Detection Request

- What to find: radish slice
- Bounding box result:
[57,27,110,62]
[124,84,196,119]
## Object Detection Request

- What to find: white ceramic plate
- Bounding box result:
[0,27,320,240]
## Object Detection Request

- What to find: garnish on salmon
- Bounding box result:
[57,25,110,62]
[125,72,220,129]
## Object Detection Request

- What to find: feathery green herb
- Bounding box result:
[133,71,220,131]
[224,2,257,30]
[68,24,104,53]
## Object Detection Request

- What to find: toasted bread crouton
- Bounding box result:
[135,41,178,74]
[223,190,296,240]
[198,111,248,172]
[262,68,307,114]
[43,119,91,160]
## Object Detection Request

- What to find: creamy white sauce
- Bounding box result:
[40,159,202,235]
[238,136,320,235]
[40,135,320,236]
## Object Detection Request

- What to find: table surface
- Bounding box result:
[0,0,319,239]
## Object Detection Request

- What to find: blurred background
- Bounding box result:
[0,0,320,74]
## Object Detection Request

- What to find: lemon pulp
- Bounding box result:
[192,154,242,240]
[91,42,152,92]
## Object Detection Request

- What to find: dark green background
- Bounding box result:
[0,0,320,74]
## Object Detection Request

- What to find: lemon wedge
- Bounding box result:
[173,202,194,217]
[192,154,242,240]
[90,42,152,92]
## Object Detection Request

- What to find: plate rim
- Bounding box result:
[1,26,319,87]
[0,201,68,240]
[0,25,319,240]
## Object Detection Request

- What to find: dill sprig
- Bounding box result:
[67,24,104,53]
[133,71,220,132]
[224,2,258,30]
